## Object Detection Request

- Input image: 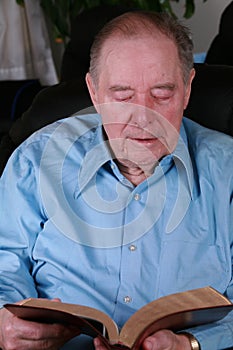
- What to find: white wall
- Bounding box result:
[172,0,232,53]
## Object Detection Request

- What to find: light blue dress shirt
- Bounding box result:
[0,114,233,350]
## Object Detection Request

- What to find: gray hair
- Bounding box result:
[89,10,194,85]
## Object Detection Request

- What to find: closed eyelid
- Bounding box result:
[110,86,134,101]
[151,84,175,98]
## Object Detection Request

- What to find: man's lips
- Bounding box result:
[128,137,159,145]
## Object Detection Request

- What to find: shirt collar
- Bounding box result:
[77,126,113,195]
[76,119,197,199]
[171,122,197,200]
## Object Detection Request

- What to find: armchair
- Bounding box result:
[184,63,233,136]
[0,62,233,176]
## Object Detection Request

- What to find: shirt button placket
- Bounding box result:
[118,191,141,310]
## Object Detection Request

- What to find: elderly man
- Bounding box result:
[0,11,233,350]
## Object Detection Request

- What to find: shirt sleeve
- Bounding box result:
[0,145,45,306]
[184,184,233,350]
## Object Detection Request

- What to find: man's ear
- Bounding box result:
[86,73,100,113]
[184,68,196,110]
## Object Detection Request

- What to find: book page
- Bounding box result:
[4,287,233,350]
[118,287,233,349]
[5,299,119,342]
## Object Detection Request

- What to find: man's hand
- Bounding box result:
[0,305,80,350]
[94,329,192,350]
[142,330,192,350]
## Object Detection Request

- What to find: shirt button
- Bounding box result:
[134,193,140,201]
[129,244,137,252]
[123,296,132,303]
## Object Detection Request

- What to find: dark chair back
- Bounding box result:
[185,63,233,136]
[1,63,233,176]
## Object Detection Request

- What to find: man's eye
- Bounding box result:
[113,92,133,101]
[151,92,173,103]
[152,95,171,101]
[151,88,174,102]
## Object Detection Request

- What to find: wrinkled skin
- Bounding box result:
[94,330,191,350]
[0,303,80,350]
[86,34,195,186]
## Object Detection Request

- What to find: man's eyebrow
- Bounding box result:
[109,83,176,92]
[109,85,134,91]
[151,83,175,90]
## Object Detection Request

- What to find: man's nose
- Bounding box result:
[130,96,155,127]
[135,92,155,109]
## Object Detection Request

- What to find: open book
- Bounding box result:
[4,287,233,350]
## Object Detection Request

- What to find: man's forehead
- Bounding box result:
[100,31,175,60]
